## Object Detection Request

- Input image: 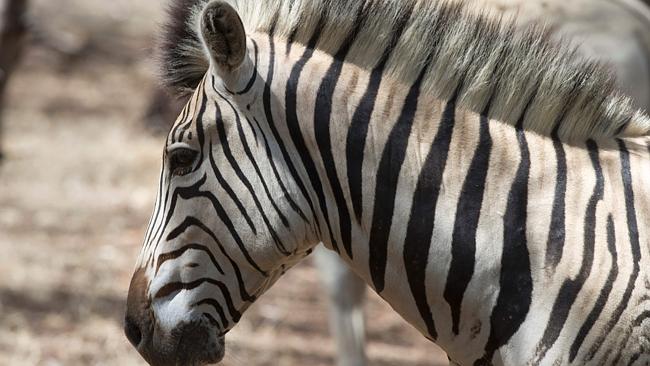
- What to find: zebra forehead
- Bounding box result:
[160,0,650,141]
[167,79,208,145]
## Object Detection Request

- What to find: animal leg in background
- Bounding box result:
[314,246,367,366]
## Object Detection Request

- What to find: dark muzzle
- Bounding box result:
[125,268,225,366]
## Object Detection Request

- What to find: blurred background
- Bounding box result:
[1,0,650,365]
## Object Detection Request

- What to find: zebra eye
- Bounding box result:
[168,148,198,176]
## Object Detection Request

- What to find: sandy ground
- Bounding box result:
[0,1,446,365]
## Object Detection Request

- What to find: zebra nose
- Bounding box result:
[125,268,153,351]
[124,315,144,348]
[125,269,226,365]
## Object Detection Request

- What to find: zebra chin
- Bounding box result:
[129,319,225,366]
[125,269,226,366]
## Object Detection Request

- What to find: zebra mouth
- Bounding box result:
[198,326,226,365]
[206,336,226,365]
[127,314,226,366]
[172,318,225,366]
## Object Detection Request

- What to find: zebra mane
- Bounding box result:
[161,0,650,140]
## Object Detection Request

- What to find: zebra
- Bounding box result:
[312,0,650,363]
[125,0,650,365]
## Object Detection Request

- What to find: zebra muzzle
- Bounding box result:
[125,268,225,366]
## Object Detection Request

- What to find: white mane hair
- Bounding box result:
[160,0,650,140]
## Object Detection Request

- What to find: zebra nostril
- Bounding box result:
[124,316,143,348]
[126,267,152,351]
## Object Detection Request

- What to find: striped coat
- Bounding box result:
[125,1,650,365]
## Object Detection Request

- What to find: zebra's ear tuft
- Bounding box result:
[200,1,247,73]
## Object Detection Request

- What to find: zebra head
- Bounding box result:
[125,2,316,365]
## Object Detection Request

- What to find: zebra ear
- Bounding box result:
[200,1,248,75]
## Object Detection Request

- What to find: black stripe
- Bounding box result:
[634,311,650,327]
[550,68,592,136]
[284,32,340,253]
[542,71,588,271]
[284,0,300,55]
[215,89,291,229]
[479,25,516,119]
[175,178,268,277]
[171,99,192,143]
[156,175,208,257]
[533,140,603,363]
[267,4,280,36]
[226,39,259,95]
[155,278,241,322]
[614,115,633,136]
[167,216,256,302]
[148,90,209,253]
[285,0,328,55]
[233,113,293,229]
[249,115,308,222]
[207,137,257,234]
[243,113,259,145]
[179,81,208,141]
[195,299,229,329]
[201,279,242,323]
[403,96,457,340]
[202,312,221,328]
[627,352,642,366]
[144,168,167,252]
[618,309,650,364]
[544,132,567,271]
[444,114,492,335]
[213,102,291,256]
[262,36,321,236]
[195,86,207,169]
[608,346,624,366]
[333,2,366,62]
[569,214,618,362]
[369,64,430,293]
[156,243,225,275]
[475,117,533,366]
[312,2,366,258]
[304,10,326,50]
[171,86,197,143]
[346,6,414,221]
[586,139,642,361]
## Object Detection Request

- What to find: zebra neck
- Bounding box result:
[272,39,459,260]
[269,37,650,364]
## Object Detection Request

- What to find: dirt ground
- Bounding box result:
[0,1,447,365]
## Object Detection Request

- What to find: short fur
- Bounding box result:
[159,0,650,140]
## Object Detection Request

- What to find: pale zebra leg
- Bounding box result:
[313,245,367,366]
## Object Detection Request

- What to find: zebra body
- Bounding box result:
[126,1,650,365]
